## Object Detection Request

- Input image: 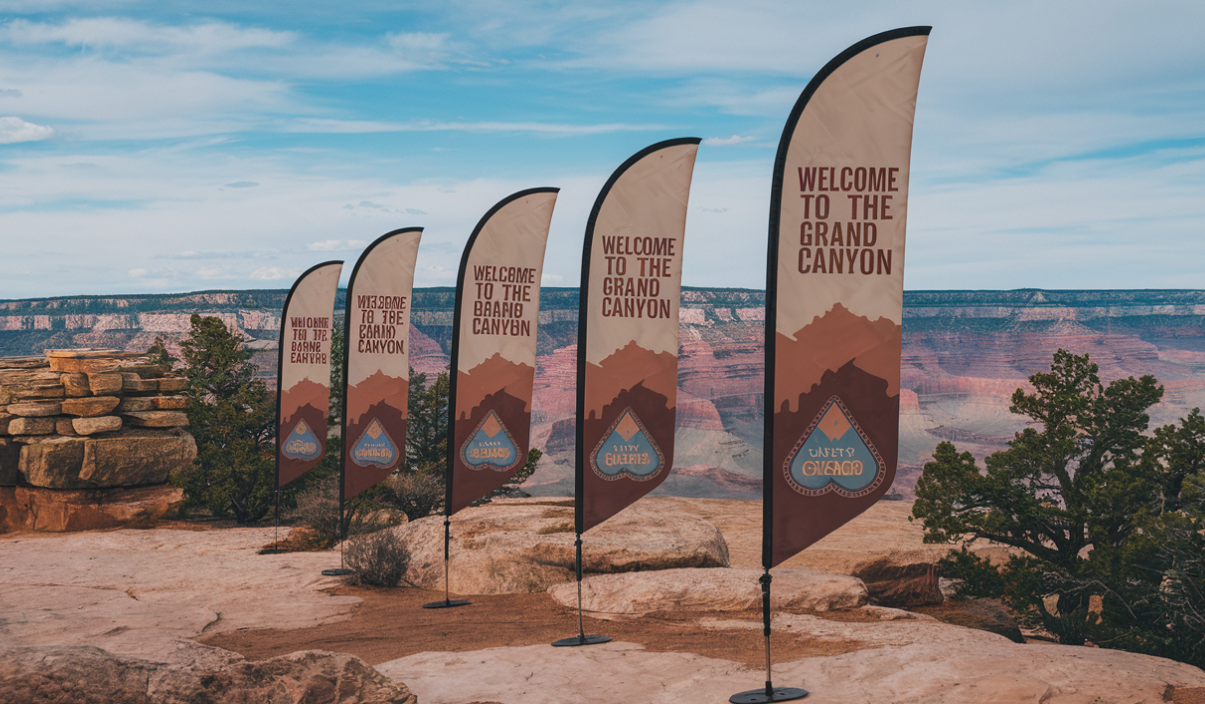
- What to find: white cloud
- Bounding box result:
[541,273,564,284]
[250,266,299,281]
[0,116,53,143]
[703,135,754,146]
[196,266,234,279]
[286,118,666,136]
[307,239,368,252]
[0,18,295,54]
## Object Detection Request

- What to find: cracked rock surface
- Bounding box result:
[0,526,358,665]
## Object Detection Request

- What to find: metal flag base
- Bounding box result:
[551,634,612,647]
[729,686,808,703]
[422,598,471,609]
[423,518,471,609]
[550,534,610,647]
[321,568,354,576]
[729,571,808,703]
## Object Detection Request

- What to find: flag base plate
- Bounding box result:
[321,568,354,576]
[422,599,471,609]
[729,687,808,703]
[551,634,612,647]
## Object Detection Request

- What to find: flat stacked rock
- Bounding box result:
[0,349,196,532]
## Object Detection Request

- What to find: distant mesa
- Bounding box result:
[776,302,901,411]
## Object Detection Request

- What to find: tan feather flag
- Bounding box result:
[765,27,930,568]
[276,261,343,488]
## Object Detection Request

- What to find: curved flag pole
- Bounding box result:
[426,188,559,609]
[269,260,343,556]
[730,26,930,704]
[552,137,700,647]
[322,229,422,577]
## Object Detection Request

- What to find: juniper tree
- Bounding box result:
[912,349,1205,651]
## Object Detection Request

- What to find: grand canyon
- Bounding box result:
[3,288,1203,500]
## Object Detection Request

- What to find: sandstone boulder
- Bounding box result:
[117,363,165,379]
[0,484,184,532]
[914,598,1025,643]
[851,551,943,607]
[118,397,155,412]
[392,499,730,594]
[19,437,85,487]
[547,567,868,617]
[0,438,20,485]
[154,395,188,410]
[61,372,91,397]
[0,646,418,704]
[80,429,196,486]
[17,429,196,488]
[73,415,123,436]
[88,372,124,394]
[61,396,121,417]
[7,400,62,416]
[122,372,159,393]
[8,417,55,435]
[158,377,187,392]
[122,410,189,427]
[55,418,79,436]
[48,356,122,374]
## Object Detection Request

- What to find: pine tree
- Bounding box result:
[171,314,277,523]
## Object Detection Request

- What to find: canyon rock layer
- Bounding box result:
[3,288,1203,499]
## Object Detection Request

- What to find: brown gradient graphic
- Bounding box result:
[448,355,536,514]
[449,386,531,515]
[775,303,902,407]
[278,377,329,487]
[581,342,676,532]
[456,354,535,416]
[346,369,407,427]
[771,360,899,566]
[344,370,407,499]
[583,341,677,417]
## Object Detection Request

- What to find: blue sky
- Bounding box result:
[1,0,1202,298]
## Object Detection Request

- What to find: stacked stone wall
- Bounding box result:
[0,349,197,532]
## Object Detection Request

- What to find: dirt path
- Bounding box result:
[201,585,867,668]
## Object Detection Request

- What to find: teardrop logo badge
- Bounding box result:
[785,396,884,498]
[591,408,664,481]
[281,418,322,461]
[461,410,520,472]
[350,418,399,469]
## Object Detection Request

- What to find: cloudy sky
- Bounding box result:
[1,1,1202,298]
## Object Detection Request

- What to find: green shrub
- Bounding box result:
[346,530,411,587]
[384,470,444,521]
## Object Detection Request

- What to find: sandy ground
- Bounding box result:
[6,498,1205,704]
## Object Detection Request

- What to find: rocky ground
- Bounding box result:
[5,497,1205,703]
